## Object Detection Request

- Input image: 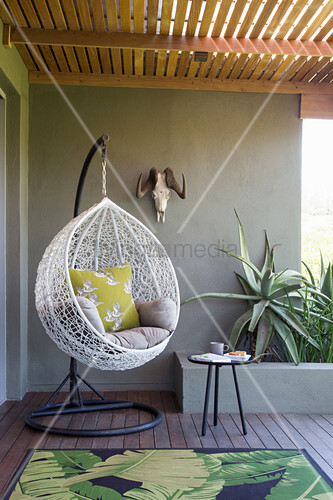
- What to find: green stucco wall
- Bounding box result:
[0,19,29,398]
[28,84,302,391]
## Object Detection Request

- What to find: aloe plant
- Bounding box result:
[182,212,319,364]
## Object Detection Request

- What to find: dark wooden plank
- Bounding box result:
[171,392,182,413]
[162,391,187,448]
[0,393,48,463]
[245,414,281,448]
[31,418,62,449]
[283,414,333,467]
[26,418,50,450]
[42,392,73,449]
[270,413,333,478]
[230,414,265,448]
[107,391,127,449]
[0,393,35,439]
[269,413,310,450]
[310,415,333,439]
[124,391,140,449]
[75,412,99,449]
[208,414,234,448]
[288,414,333,460]
[42,415,72,448]
[0,393,50,495]
[218,413,249,448]
[71,391,98,449]
[322,415,333,426]
[17,395,54,452]
[91,391,115,449]
[256,413,296,449]
[0,402,19,425]
[138,391,154,449]
[150,391,171,448]
[59,412,85,449]
[0,400,16,415]
[0,417,52,495]
[297,415,333,449]
[165,412,187,448]
[192,413,218,448]
[1,391,333,492]
[51,390,92,449]
[161,391,178,413]
[178,413,202,448]
[149,391,164,413]
[0,423,37,495]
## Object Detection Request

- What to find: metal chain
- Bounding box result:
[101,146,107,197]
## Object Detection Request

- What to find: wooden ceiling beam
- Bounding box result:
[29,70,333,94]
[7,27,333,58]
[0,2,14,25]
[300,94,333,118]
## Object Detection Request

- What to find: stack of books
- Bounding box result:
[189,353,251,362]
[189,353,232,363]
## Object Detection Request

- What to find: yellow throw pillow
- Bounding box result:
[69,263,139,333]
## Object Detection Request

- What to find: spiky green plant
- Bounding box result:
[182,212,319,364]
[283,254,333,363]
[303,252,333,308]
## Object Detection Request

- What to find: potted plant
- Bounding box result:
[182,212,319,364]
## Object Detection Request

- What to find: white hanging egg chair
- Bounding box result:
[26,134,180,436]
[36,196,179,371]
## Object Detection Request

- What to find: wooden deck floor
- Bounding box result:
[1,391,333,495]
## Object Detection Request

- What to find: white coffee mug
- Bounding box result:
[210,342,229,355]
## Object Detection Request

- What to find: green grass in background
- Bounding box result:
[300,120,333,362]
[302,213,333,282]
[302,119,333,282]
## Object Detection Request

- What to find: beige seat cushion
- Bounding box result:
[73,298,170,349]
[104,326,170,349]
[135,297,177,332]
[76,296,105,333]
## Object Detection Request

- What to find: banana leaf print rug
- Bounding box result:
[4,448,333,499]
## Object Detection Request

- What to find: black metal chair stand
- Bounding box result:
[25,135,163,437]
[25,358,162,436]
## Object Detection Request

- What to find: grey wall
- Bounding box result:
[0,19,29,399]
[28,85,302,391]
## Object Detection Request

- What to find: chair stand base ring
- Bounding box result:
[25,399,163,437]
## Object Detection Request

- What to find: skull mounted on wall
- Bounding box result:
[136,168,187,223]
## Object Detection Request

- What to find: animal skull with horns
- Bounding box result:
[136,167,187,223]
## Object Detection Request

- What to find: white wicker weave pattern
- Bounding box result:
[35,198,180,371]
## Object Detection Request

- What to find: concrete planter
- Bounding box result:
[174,352,333,414]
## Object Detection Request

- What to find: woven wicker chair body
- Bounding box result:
[35,197,180,371]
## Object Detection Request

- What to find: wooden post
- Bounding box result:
[3,24,12,49]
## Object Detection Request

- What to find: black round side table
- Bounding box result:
[188,355,254,436]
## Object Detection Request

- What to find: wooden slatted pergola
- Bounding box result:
[1,0,333,113]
